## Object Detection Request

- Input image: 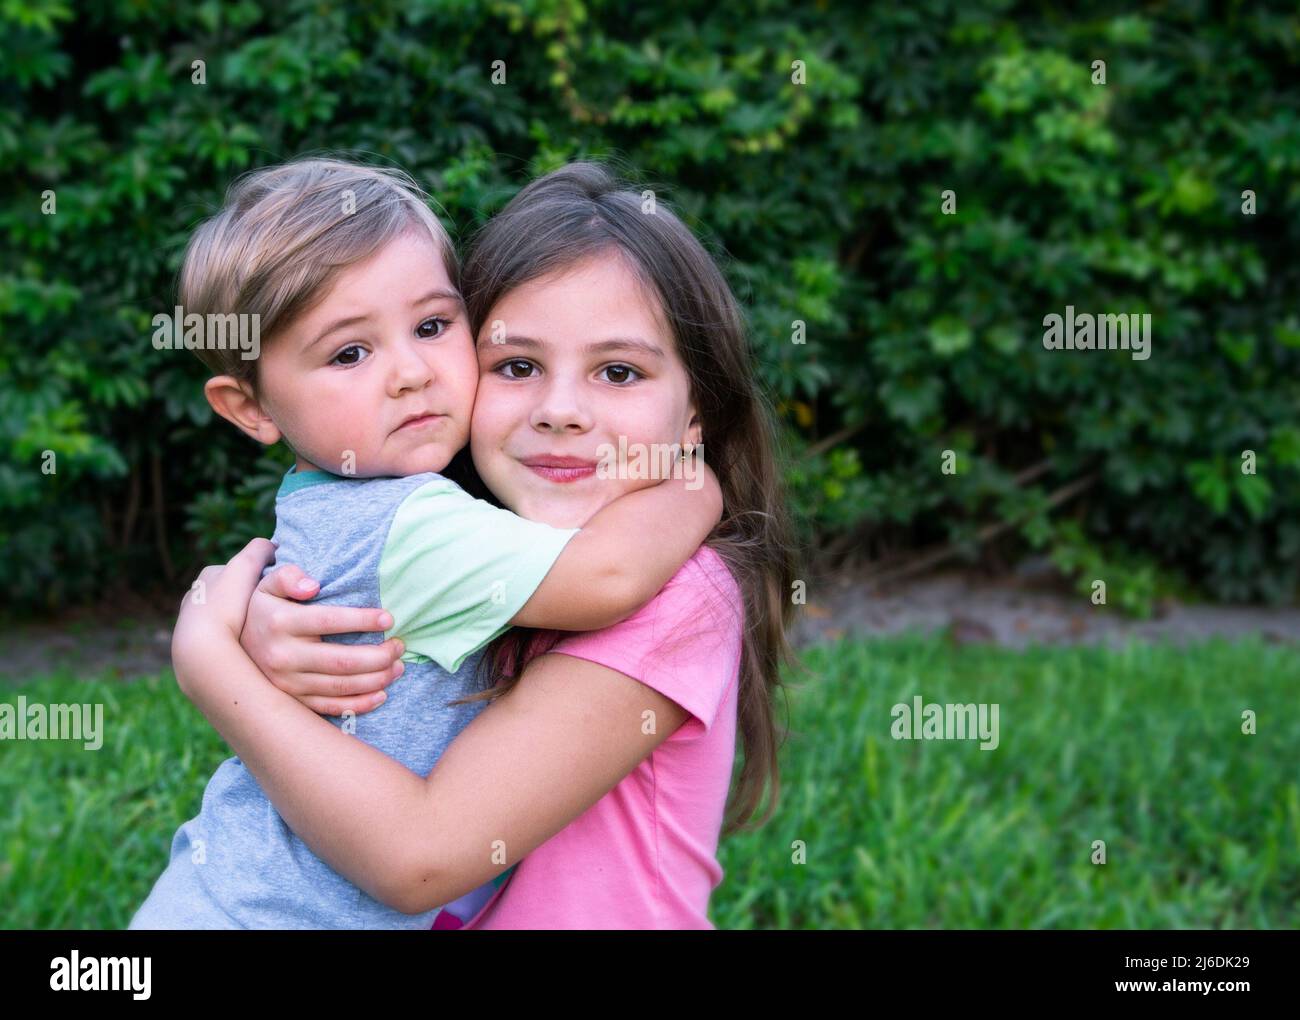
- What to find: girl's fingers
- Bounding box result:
[258,563,320,601]
[297,691,391,717]
[229,538,278,586]
[284,659,404,698]
[179,540,276,637]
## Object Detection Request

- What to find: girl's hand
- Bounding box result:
[241,560,405,718]
[172,538,280,692]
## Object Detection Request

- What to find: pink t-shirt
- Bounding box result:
[462,544,743,930]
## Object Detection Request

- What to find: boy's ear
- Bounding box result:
[204,375,283,446]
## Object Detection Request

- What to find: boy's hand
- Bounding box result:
[242,563,405,717]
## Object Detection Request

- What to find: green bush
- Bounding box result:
[3,0,1299,610]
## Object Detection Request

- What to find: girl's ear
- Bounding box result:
[684,408,703,449]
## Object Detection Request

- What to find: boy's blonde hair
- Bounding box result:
[178,156,458,385]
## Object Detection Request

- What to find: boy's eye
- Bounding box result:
[417,316,450,339]
[600,364,641,384]
[331,344,369,367]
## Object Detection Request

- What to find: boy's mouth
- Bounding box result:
[393,412,447,434]
[521,455,597,484]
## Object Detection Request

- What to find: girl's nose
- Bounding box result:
[530,378,592,433]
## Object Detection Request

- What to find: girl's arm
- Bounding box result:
[510,461,722,631]
[175,539,691,913]
[235,464,723,715]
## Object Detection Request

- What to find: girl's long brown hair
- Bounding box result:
[453,161,800,834]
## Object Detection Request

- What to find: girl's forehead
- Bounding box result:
[500,254,661,308]
[477,331,668,361]
[477,263,675,349]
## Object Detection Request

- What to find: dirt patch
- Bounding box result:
[0,607,176,684]
[3,558,1297,684]
[792,557,1300,650]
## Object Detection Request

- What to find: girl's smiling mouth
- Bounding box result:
[521,455,597,483]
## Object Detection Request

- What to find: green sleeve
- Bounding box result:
[378,478,579,673]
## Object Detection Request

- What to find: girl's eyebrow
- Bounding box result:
[483,335,665,359]
[587,338,665,359]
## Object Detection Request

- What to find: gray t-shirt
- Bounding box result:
[129,467,577,929]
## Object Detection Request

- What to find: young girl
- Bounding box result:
[170,162,798,927]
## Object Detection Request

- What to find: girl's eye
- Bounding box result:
[331,344,369,367]
[600,364,642,385]
[416,316,451,339]
[496,359,536,379]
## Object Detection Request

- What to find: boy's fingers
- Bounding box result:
[290,605,394,637]
[317,662,402,697]
[292,642,404,681]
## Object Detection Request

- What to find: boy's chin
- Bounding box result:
[385,445,458,477]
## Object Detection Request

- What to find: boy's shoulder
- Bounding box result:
[342,471,459,506]
[274,469,460,511]
[268,471,466,568]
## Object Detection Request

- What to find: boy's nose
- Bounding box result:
[388,340,434,393]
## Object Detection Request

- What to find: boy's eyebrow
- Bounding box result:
[412,287,463,307]
[307,314,370,351]
[483,335,666,360]
[306,288,463,351]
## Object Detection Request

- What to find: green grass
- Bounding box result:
[1,669,227,929]
[2,636,1298,928]
[712,635,1300,928]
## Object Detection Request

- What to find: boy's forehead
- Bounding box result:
[292,251,463,351]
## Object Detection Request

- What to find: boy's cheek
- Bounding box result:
[447,419,473,456]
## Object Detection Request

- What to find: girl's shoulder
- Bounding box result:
[654,544,743,631]
[549,544,743,734]
[672,543,738,588]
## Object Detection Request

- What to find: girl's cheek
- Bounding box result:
[469,399,505,440]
